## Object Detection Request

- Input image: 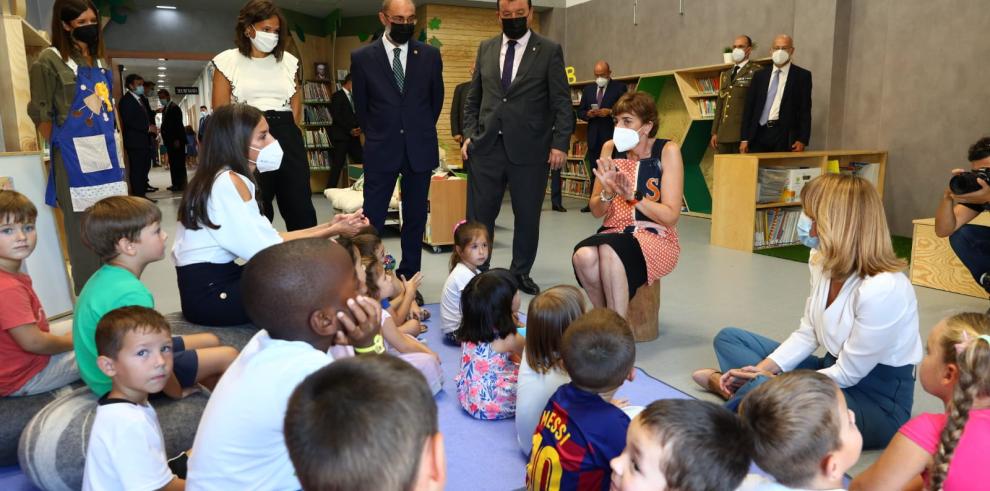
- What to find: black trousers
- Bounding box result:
[363,153,431,278]
[550,170,562,207]
[467,136,548,276]
[166,139,187,190]
[328,136,363,188]
[259,111,317,231]
[176,262,253,327]
[749,123,791,152]
[125,145,152,196]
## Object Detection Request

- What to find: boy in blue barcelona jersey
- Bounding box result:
[526,308,636,491]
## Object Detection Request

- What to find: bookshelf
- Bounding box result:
[301,79,334,191]
[710,151,888,252]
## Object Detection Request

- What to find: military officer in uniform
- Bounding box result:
[710,35,763,154]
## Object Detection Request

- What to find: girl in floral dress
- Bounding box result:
[454,269,524,420]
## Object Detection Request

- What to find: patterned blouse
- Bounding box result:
[455,341,519,420]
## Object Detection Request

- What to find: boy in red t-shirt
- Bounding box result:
[0,190,78,397]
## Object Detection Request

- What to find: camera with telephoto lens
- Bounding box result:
[949,167,990,195]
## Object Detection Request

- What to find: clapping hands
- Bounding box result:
[329,209,370,237]
[593,157,633,200]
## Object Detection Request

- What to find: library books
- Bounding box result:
[698,99,717,118]
[562,160,589,178]
[303,129,330,147]
[754,207,801,249]
[757,167,822,203]
[306,150,331,169]
[570,140,588,156]
[840,162,881,188]
[695,76,719,94]
[303,81,332,101]
[303,105,332,125]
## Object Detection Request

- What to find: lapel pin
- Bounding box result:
[532,47,536,51]
[414,50,419,55]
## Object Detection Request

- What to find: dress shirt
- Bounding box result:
[499,29,532,85]
[382,34,408,74]
[767,62,790,122]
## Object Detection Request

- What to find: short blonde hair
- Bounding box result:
[802,174,904,279]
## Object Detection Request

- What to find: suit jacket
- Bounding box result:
[160,102,185,147]
[741,63,812,146]
[576,80,626,155]
[329,89,359,142]
[463,31,573,165]
[351,38,444,173]
[119,92,150,150]
[450,81,470,137]
[712,61,764,143]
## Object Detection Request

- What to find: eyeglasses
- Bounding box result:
[385,15,417,25]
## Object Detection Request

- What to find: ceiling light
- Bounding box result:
[156,5,176,10]
[158,58,166,61]
[157,66,167,71]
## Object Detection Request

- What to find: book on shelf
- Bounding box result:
[754,207,802,249]
[697,99,717,118]
[303,105,333,125]
[303,128,330,147]
[756,167,822,203]
[570,140,587,156]
[306,150,331,169]
[303,82,332,101]
[840,162,881,188]
[563,160,589,178]
[695,76,719,94]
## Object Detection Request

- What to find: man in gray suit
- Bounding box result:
[461,0,573,295]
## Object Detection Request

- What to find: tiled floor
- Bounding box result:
[139,168,986,475]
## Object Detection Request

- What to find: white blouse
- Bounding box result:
[768,250,923,388]
[212,48,298,112]
[171,170,282,266]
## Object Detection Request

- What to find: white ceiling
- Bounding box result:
[130,0,562,17]
[116,57,208,95]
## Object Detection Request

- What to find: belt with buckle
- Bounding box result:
[765,120,779,128]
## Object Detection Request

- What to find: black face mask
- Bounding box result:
[388,23,415,45]
[71,23,99,47]
[502,16,528,40]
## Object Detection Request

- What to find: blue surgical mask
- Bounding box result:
[134,85,144,96]
[796,212,819,249]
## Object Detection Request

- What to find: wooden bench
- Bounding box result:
[627,281,662,342]
[911,216,990,298]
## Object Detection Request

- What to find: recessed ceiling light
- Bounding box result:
[157,58,166,61]
[157,66,167,71]
[156,5,176,10]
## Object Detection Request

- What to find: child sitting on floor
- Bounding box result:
[83,306,185,491]
[74,196,237,398]
[852,312,990,491]
[186,239,382,490]
[516,285,586,454]
[284,355,446,491]
[738,370,863,491]
[362,254,442,395]
[526,308,635,490]
[441,221,490,345]
[609,399,751,491]
[0,190,78,397]
[454,268,524,420]
[347,232,427,333]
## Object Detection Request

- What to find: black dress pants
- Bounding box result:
[166,140,187,191]
[328,135,364,188]
[259,111,317,231]
[362,152,431,278]
[125,145,152,196]
[749,123,791,152]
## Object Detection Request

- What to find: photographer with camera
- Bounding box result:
[935,137,990,293]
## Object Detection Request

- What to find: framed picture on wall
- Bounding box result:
[314,62,330,81]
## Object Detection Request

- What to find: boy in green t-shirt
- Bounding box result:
[74,196,237,397]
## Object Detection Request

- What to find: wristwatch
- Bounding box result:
[626,190,644,205]
[600,190,616,203]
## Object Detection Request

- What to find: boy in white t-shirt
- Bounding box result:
[186,239,383,491]
[82,306,184,491]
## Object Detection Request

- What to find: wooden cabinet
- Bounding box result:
[423,177,467,251]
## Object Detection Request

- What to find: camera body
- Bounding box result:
[949,167,990,195]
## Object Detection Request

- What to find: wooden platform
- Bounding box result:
[910,215,990,299]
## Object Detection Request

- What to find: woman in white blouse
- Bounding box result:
[173,104,365,326]
[211,0,316,232]
[693,174,922,449]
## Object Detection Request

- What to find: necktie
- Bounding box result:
[759,69,779,126]
[392,47,404,92]
[596,87,604,106]
[501,40,517,92]
[346,91,354,111]
[731,65,740,81]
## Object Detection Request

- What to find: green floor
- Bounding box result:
[754,235,913,263]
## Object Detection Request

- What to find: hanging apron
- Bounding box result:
[45,48,127,212]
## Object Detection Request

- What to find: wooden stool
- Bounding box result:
[627,281,661,342]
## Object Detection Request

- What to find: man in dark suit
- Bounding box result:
[197,105,210,144]
[576,60,625,212]
[139,81,159,191]
[351,0,444,280]
[327,73,363,189]
[461,0,573,295]
[450,63,474,174]
[741,34,812,153]
[157,88,187,192]
[119,74,155,200]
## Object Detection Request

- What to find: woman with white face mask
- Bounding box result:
[172,104,369,327]
[210,0,317,233]
[571,92,684,318]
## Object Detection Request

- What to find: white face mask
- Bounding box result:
[250,140,284,173]
[772,49,790,66]
[250,30,279,54]
[731,48,746,63]
[595,77,608,88]
[613,127,642,152]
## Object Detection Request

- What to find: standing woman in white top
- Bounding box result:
[173,104,364,327]
[692,174,922,449]
[211,0,316,231]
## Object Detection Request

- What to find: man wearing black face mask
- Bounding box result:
[157,88,187,192]
[350,0,444,286]
[461,0,573,295]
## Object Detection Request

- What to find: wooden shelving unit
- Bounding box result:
[710,150,888,252]
[301,79,334,189]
